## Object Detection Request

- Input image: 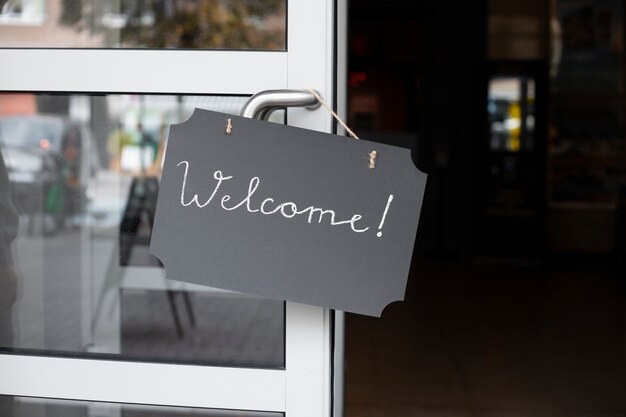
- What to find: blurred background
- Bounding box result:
[346,1,626,416]
[0,0,625,416]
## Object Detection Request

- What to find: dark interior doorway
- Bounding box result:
[344,0,626,415]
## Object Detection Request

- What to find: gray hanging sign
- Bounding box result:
[150,109,427,316]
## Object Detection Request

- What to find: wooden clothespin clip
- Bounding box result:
[368,150,377,169]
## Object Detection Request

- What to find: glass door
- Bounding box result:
[0,1,342,416]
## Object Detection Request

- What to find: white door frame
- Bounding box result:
[0,1,343,416]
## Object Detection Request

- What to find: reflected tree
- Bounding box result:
[58,0,285,50]
[60,0,82,25]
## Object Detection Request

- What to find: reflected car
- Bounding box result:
[0,115,97,234]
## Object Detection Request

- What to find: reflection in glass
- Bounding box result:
[0,0,45,25]
[0,0,286,50]
[0,396,283,417]
[0,93,285,368]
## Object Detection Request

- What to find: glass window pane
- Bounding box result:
[0,395,283,417]
[0,93,285,368]
[0,0,286,50]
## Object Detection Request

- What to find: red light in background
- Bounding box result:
[349,71,368,87]
[39,138,50,150]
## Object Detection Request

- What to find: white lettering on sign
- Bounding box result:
[177,160,394,237]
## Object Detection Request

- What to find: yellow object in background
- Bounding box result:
[508,102,521,152]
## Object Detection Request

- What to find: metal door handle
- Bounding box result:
[240,89,320,120]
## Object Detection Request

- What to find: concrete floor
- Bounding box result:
[345,258,626,417]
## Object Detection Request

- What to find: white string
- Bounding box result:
[306,89,360,140]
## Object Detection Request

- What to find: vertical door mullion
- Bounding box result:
[284,1,336,417]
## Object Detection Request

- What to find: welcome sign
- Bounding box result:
[150,109,427,316]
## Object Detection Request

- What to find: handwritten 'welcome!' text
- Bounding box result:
[177,160,394,236]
